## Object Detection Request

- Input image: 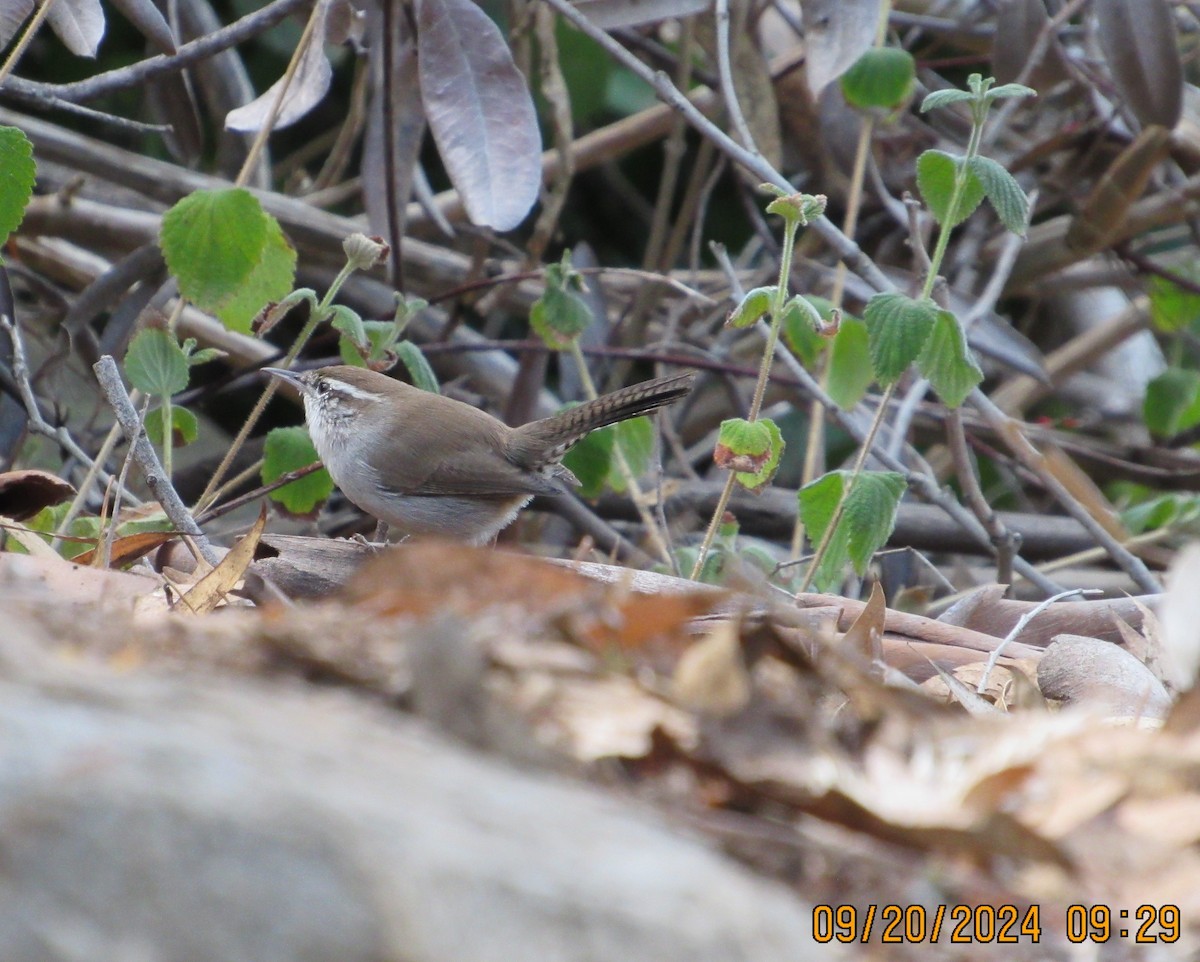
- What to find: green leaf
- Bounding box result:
[1144,368,1200,438]
[144,405,199,447]
[1148,271,1200,333]
[917,309,983,408]
[187,347,226,367]
[339,320,396,367]
[840,47,915,109]
[329,304,369,350]
[0,126,35,247]
[161,188,270,312]
[395,341,440,394]
[986,83,1036,102]
[779,295,830,365]
[916,150,985,227]
[798,470,906,592]
[714,417,784,490]
[561,415,654,498]
[561,422,613,499]
[214,214,297,334]
[919,88,974,112]
[726,285,777,329]
[530,283,592,349]
[827,316,873,409]
[262,426,334,516]
[864,293,937,385]
[124,328,189,396]
[609,416,654,493]
[967,156,1029,235]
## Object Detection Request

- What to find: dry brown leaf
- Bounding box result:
[672,618,751,717]
[0,469,75,520]
[178,507,266,614]
[74,529,178,569]
[841,579,884,662]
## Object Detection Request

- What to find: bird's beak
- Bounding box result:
[264,367,304,392]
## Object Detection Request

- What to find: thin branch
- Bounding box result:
[93,355,222,567]
[539,0,895,297]
[0,313,113,488]
[7,0,312,104]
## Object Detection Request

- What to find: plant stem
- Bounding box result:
[691,212,801,580]
[195,262,360,510]
[567,341,673,566]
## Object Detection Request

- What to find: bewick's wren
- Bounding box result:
[265,365,695,543]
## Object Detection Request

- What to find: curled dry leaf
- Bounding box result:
[0,468,75,520]
[800,0,881,98]
[178,507,267,615]
[225,0,336,132]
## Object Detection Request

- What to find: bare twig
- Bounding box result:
[93,355,221,567]
[539,0,895,297]
[0,314,112,488]
[8,0,312,104]
[977,588,1100,692]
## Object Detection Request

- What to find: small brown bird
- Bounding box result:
[265,365,695,543]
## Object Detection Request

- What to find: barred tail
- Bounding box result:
[510,371,695,467]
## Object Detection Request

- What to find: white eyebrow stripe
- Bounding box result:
[326,380,385,402]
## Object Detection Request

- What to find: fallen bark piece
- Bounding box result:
[1038,633,1172,719]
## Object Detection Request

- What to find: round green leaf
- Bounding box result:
[144,405,199,447]
[160,188,270,312]
[124,329,189,396]
[263,426,334,516]
[827,317,872,410]
[215,214,297,333]
[841,48,915,109]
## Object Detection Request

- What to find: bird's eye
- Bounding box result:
[316,380,330,396]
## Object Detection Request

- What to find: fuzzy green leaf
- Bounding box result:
[215,214,297,334]
[986,83,1036,102]
[864,293,937,385]
[329,304,369,350]
[916,150,985,227]
[968,155,1029,235]
[919,88,974,112]
[263,426,334,516]
[530,283,592,349]
[124,328,189,396]
[780,295,829,365]
[917,309,983,408]
[827,316,873,409]
[798,470,906,591]
[0,126,35,248]
[395,341,440,394]
[144,405,199,447]
[714,417,784,490]
[1148,271,1200,333]
[160,189,269,312]
[840,47,915,109]
[727,285,777,329]
[1144,368,1200,438]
